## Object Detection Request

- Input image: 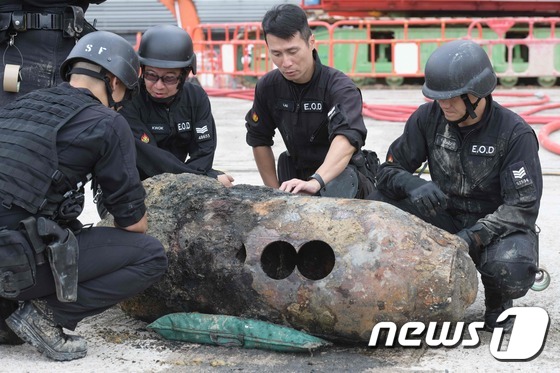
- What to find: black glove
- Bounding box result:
[407,181,448,217]
[456,229,482,265]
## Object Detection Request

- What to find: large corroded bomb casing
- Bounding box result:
[109,173,478,342]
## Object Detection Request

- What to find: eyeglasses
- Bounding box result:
[142,71,181,85]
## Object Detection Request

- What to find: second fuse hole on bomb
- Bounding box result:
[297,240,335,280]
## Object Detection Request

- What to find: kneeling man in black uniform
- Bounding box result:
[245,4,378,198]
[0,31,168,361]
[369,40,542,331]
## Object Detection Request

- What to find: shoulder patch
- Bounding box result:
[512,166,532,188]
[252,111,259,123]
[196,125,212,141]
[509,162,533,190]
[141,133,150,143]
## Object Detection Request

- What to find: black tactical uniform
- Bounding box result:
[370,40,542,331]
[119,24,224,182]
[0,0,102,103]
[119,82,221,181]
[0,83,167,330]
[376,96,542,238]
[246,51,368,183]
[0,31,167,360]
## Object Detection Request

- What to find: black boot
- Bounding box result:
[0,298,23,345]
[5,300,87,361]
[484,295,514,332]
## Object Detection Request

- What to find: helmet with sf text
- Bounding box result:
[60,31,140,89]
[422,39,497,100]
[138,25,197,75]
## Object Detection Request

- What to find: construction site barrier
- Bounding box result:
[189,17,560,89]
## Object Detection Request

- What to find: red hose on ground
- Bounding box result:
[205,88,560,155]
[362,103,417,121]
[538,120,560,155]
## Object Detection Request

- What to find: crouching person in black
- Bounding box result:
[0,31,168,361]
[245,4,378,198]
[368,40,542,332]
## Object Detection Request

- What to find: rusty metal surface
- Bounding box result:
[115,172,478,342]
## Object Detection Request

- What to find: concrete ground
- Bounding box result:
[1,87,559,372]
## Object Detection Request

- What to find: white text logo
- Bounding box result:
[368,307,549,361]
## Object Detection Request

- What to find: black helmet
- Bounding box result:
[138,25,197,75]
[422,40,497,100]
[60,31,140,89]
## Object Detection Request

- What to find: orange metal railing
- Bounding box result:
[186,17,560,88]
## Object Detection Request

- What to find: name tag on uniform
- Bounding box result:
[277,100,295,112]
[177,121,191,133]
[149,124,170,134]
[435,134,458,151]
[301,101,323,112]
[469,143,496,157]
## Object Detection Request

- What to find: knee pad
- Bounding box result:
[478,231,538,299]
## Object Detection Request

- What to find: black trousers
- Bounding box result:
[0,29,75,104]
[1,226,168,330]
[368,190,538,304]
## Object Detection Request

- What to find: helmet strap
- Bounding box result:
[101,75,119,110]
[67,67,105,82]
[446,94,482,126]
[462,94,482,119]
[103,75,129,111]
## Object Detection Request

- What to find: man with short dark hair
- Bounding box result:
[245,4,377,198]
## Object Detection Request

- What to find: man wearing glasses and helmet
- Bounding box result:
[120,25,234,187]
